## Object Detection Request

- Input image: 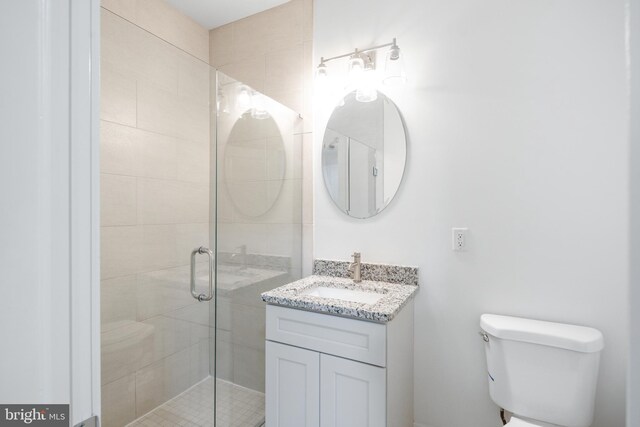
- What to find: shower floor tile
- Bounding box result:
[127,377,265,427]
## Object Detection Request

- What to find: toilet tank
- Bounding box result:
[480,314,604,427]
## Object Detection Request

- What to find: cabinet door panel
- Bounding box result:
[266,341,320,427]
[320,354,386,427]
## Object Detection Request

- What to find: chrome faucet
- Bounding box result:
[348,252,362,283]
[230,244,248,270]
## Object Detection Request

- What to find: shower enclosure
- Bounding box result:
[100,9,303,427]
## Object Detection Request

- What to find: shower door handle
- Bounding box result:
[190,246,214,302]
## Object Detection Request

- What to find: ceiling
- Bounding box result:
[164,0,291,30]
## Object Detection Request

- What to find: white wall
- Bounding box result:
[0,1,100,422]
[313,1,629,426]
[0,0,72,405]
[629,0,640,425]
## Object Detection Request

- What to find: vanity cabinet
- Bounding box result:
[265,303,414,427]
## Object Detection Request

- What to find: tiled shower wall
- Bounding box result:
[100,0,314,424]
[99,1,211,426]
[209,0,315,276]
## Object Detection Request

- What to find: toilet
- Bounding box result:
[480,314,604,427]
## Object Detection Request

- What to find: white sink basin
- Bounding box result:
[301,286,385,305]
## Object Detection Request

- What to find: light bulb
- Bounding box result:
[389,43,400,61]
[348,53,365,82]
[316,61,328,80]
[251,93,270,120]
[355,68,378,103]
[237,85,252,112]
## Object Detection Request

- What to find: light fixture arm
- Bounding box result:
[319,38,398,66]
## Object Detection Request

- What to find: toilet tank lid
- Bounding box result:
[480,314,604,353]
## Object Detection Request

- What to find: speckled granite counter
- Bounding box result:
[312,259,418,286]
[261,260,418,323]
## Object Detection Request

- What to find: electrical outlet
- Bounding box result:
[452,228,468,251]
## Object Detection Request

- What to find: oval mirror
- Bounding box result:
[322,90,407,218]
[224,109,285,217]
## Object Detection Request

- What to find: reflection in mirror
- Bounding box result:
[224,111,285,217]
[322,90,407,218]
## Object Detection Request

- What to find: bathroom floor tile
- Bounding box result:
[127,377,264,427]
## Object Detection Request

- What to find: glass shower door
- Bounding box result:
[213,71,303,427]
[100,8,218,427]
[100,11,302,425]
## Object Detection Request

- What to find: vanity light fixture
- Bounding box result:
[237,85,253,112]
[383,39,407,86]
[235,85,271,119]
[355,58,378,102]
[347,50,366,82]
[316,60,328,80]
[251,93,270,120]
[316,38,406,101]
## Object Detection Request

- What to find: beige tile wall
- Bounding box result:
[210,0,314,276]
[100,2,211,426]
[101,0,314,423]
[101,0,209,62]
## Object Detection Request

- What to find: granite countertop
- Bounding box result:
[261,275,417,323]
[261,259,419,323]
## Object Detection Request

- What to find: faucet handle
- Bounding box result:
[351,252,361,260]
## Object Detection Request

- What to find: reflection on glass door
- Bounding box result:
[214,71,303,427]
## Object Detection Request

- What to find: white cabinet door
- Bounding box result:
[320,354,386,427]
[266,341,320,427]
